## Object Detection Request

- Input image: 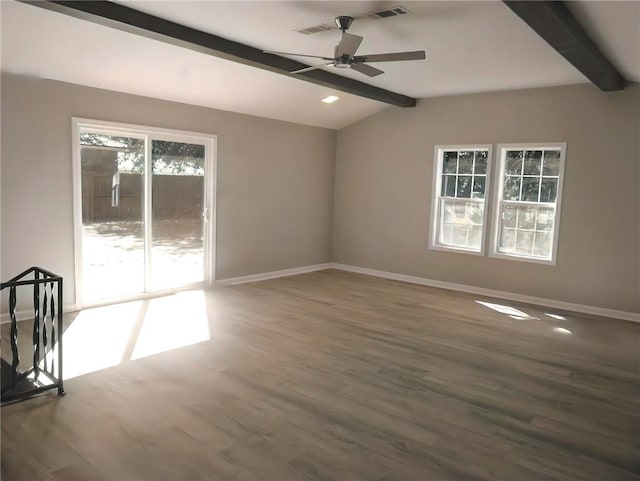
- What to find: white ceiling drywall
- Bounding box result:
[1,1,638,129]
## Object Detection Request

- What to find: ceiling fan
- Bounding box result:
[264,16,426,77]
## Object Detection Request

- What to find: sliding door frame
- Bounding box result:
[71,117,217,308]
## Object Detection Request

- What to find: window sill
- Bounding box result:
[428,243,484,256]
[489,250,556,266]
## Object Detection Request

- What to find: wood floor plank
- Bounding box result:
[2,269,639,480]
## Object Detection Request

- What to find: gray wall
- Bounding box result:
[333,83,640,313]
[3,75,638,314]
[1,74,336,305]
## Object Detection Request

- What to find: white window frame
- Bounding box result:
[429,145,493,255]
[489,142,567,265]
[71,117,217,308]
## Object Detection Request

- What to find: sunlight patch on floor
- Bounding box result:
[131,290,209,360]
[552,327,572,334]
[63,301,142,379]
[475,300,539,320]
[62,291,209,379]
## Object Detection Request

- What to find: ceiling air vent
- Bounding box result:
[367,6,411,19]
[295,6,411,35]
[294,23,336,35]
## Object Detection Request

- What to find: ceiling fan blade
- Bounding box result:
[351,63,384,77]
[336,33,363,57]
[263,50,333,61]
[291,62,334,74]
[357,51,426,63]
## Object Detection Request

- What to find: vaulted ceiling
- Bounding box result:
[2,1,638,129]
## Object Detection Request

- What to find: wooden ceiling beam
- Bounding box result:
[503,1,625,92]
[25,0,418,107]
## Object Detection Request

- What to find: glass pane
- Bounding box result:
[440,199,483,250]
[534,232,552,258]
[535,207,555,231]
[458,151,473,174]
[543,150,560,175]
[472,176,486,199]
[443,151,458,174]
[474,151,487,174]
[469,225,483,248]
[502,204,517,228]
[523,150,542,175]
[540,178,558,202]
[457,176,472,198]
[468,202,484,225]
[503,177,521,201]
[452,225,469,246]
[453,201,467,220]
[515,230,534,255]
[442,175,456,197]
[517,206,536,230]
[505,150,523,175]
[440,222,453,245]
[80,133,145,302]
[442,199,456,223]
[151,140,205,291]
[499,227,516,252]
[522,177,540,202]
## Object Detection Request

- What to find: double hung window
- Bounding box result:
[491,143,566,264]
[429,146,492,254]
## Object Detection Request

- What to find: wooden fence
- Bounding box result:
[81,172,203,222]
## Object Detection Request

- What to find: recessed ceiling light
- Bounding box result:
[322,95,339,104]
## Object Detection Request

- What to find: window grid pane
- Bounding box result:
[503,149,562,203]
[498,202,556,259]
[442,150,488,201]
[543,150,560,175]
[472,176,486,199]
[443,151,458,174]
[439,197,485,250]
[474,151,488,174]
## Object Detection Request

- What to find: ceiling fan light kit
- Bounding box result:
[264,15,426,78]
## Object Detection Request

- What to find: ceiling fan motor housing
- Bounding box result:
[334,16,354,32]
[334,53,352,67]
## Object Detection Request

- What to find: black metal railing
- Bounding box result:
[1,267,65,405]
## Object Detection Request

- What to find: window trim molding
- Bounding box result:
[428,144,493,256]
[489,142,567,266]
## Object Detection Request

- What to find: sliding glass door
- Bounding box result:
[150,139,206,291]
[74,120,215,306]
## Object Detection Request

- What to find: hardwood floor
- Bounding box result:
[2,269,639,480]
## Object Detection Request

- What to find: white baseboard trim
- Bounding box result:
[1,304,79,325]
[329,263,640,323]
[6,265,635,324]
[216,263,333,286]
